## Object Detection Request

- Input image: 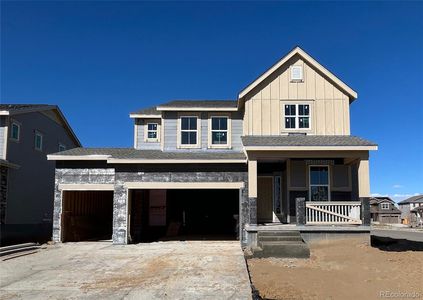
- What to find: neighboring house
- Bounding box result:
[369,197,401,224]
[410,206,423,228]
[0,104,81,245]
[47,47,377,247]
[398,195,423,225]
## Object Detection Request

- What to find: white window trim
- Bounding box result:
[283,103,312,131]
[381,203,390,210]
[309,165,331,201]
[208,113,231,149]
[34,131,43,151]
[58,143,66,152]
[177,113,201,149]
[145,122,160,143]
[290,65,304,82]
[10,121,21,142]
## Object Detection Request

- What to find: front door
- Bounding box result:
[257,177,273,223]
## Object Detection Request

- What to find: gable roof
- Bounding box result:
[0,104,81,147]
[397,195,423,205]
[370,197,396,205]
[238,46,358,103]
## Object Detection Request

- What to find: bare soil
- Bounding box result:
[248,238,423,300]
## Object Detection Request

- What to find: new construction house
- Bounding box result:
[47,47,377,249]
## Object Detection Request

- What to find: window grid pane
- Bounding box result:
[285,105,296,116]
[285,117,296,128]
[212,131,227,144]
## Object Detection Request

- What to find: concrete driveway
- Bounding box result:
[0,241,252,300]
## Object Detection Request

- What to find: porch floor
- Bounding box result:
[246,223,371,232]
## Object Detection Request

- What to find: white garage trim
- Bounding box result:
[107,158,247,164]
[58,184,115,191]
[124,182,244,189]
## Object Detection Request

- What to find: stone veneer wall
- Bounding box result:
[0,166,8,224]
[52,165,115,242]
[53,163,252,246]
[113,164,249,245]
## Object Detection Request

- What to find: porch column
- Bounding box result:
[248,160,257,225]
[358,158,370,197]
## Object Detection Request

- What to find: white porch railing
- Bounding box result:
[306,201,362,225]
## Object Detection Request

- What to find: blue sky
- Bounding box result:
[1,1,422,201]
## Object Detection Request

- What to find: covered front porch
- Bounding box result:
[246,149,374,228]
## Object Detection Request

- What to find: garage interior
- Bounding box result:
[61,191,113,242]
[128,189,239,243]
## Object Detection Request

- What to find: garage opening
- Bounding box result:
[61,191,113,242]
[129,189,239,243]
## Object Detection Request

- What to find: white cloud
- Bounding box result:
[392,184,404,189]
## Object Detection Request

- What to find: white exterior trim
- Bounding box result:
[58,183,115,191]
[177,113,201,149]
[2,116,9,159]
[208,113,232,149]
[244,145,378,151]
[107,158,247,164]
[47,154,110,161]
[124,181,244,189]
[129,114,162,119]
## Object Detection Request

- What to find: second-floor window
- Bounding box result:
[147,123,158,140]
[34,131,43,151]
[211,116,228,145]
[180,116,198,145]
[284,104,310,129]
[381,203,390,210]
[11,122,20,141]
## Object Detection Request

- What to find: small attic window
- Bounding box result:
[291,65,303,81]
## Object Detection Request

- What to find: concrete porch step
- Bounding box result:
[255,241,310,258]
[258,235,303,243]
[257,231,301,237]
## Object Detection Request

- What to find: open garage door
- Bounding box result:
[62,191,113,242]
[129,189,239,243]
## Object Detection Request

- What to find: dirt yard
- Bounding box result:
[248,238,423,300]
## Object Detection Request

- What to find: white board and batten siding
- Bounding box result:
[243,55,351,136]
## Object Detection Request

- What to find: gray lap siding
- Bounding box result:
[53,162,251,246]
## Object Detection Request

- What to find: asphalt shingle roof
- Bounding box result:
[397,195,423,204]
[0,104,53,112]
[132,100,237,115]
[52,148,246,161]
[241,135,377,147]
[158,100,237,108]
[131,106,159,115]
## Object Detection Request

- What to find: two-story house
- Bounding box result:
[398,195,423,225]
[47,47,377,248]
[369,197,401,224]
[0,104,81,245]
